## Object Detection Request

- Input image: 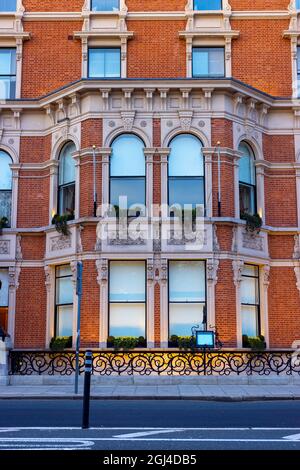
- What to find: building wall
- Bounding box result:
[0,1,299,352]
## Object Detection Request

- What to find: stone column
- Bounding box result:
[232,259,244,348]
[96,258,108,348]
[44,265,54,348]
[206,259,219,330]
[146,258,155,348]
[7,266,20,346]
[100,148,112,216]
[260,265,270,348]
[144,149,156,217]
[11,167,19,229]
[48,161,59,223]
[160,258,169,348]
[255,163,266,224]
[202,148,213,218]
[70,261,79,350]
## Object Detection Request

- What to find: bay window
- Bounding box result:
[168,134,204,213]
[91,0,120,11]
[194,0,222,10]
[0,151,12,227]
[0,268,9,334]
[55,265,73,338]
[238,142,256,216]
[88,48,121,78]
[0,48,16,99]
[169,261,206,337]
[110,134,145,216]
[109,261,146,338]
[241,265,260,339]
[192,47,225,78]
[0,0,16,11]
[58,142,76,217]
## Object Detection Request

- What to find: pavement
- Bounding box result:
[1,381,300,400]
[1,400,300,450]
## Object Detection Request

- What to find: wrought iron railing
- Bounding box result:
[9,350,300,376]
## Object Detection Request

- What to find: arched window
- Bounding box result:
[58,142,76,217]
[110,134,145,215]
[168,134,204,211]
[0,150,12,227]
[238,142,256,216]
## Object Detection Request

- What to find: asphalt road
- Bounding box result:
[0,400,300,450]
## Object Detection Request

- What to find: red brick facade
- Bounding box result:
[0,1,299,352]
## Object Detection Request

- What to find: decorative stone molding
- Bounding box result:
[178,110,193,131]
[44,265,51,294]
[232,259,244,287]
[0,241,10,255]
[262,265,270,289]
[293,234,300,259]
[16,235,22,261]
[213,225,220,251]
[8,266,20,291]
[121,111,135,131]
[50,235,72,252]
[207,259,219,286]
[160,258,168,285]
[96,258,108,285]
[242,231,264,252]
[147,258,154,283]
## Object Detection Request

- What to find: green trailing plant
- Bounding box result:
[50,336,72,351]
[169,335,196,351]
[241,212,263,234]
[242,334,266,350]
[0,216,8,235]
[51,213,74,236]
[107,336,146,350]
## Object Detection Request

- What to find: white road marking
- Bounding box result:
[2,426,300,431]
[0,438,94,448]
[113,429,185,438]
[283,433,300,441]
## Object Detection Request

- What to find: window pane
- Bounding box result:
[59,143,76,185]
[110,177,145,208]
[0,76,16,99]
[0,269,9,307]
[88,48,120,78]
[56,305,73,337]
[111,134,145,176]
[239,183,255,215]
[169,177,204,207]
[169,134,203,177]
[0,151,12,189]
[193,48,224,77]
[0,49,16,74]
[56,265,72,278]
[169,303,205,337]
[243,264,259,277]
[169,261,206,302]
[92,0,119,11]
[110,261,145,302]
[241,276,259,305]
[59,184,75,215]
[109,303,145,337]
[241,305,258,337]
[56,276,73,305]
[0,191,12,226]
[297,0,300,9]
[193,50,209,77]
[194,0,222,10]
[239,143,255,185]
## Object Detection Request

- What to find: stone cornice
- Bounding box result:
[74,31,134,39]
[179,30,239,39]
[255,160,300,170]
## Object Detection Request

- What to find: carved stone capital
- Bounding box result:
[96,258,108,285]
[207,259,219,286]
[232,259,244,287]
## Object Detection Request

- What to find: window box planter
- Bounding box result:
[242,335,266,350]
[52,213,74,236]
[49,336,73,351]
[107,336,146,350]
[241,212,263,234]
